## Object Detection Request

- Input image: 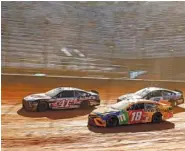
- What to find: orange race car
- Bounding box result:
[88,99,173,127]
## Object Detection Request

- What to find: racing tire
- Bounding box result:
[106,116,119,127]
[152,112,162,123]
[37,101,49,112]
[80,101,90,109]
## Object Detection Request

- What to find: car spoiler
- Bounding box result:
[91,90,99,94]
[174,89,183,94]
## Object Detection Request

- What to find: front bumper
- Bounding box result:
[22,99,38,111]
[88,114,106,127]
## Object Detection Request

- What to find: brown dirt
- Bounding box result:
[2,77,185,151]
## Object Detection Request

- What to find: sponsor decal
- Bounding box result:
[118,111,129,124]
[51,99,81,108]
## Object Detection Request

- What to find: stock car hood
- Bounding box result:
[24,93,51,101]
[118,93,142,101]
[91,106,119,116]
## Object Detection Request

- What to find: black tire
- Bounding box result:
[106,116,119,127]
[37,101,49,112]
[80,101,90,109]
[152,112,162,123]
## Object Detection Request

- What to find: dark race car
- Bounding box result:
[117,87,184,107]
[22,87,100,112]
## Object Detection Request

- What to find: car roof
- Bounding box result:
[142,87,173,92]
[57,87,86,91]
[112,99,160,110]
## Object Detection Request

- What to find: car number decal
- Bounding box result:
[129,110,144,124]
[51,99,81,108]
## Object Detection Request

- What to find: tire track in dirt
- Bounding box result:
[1,103,185,151]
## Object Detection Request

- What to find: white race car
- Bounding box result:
[22,87,100,112]
[117,87,184,107]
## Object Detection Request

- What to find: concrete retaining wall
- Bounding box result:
[2,74,185,104]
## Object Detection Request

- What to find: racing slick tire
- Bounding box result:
[37,101,49,112]
[106,116,119,127]
[80,100,90,109]
[152,112,162,123]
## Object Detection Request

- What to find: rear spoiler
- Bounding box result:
[174,89,183,94]
[91,90,99,94]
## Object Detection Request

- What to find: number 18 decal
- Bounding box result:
[129,110,143,123]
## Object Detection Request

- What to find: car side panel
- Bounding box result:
[128,110,145,124]
[117,111,129,125]
[50,98,81,109]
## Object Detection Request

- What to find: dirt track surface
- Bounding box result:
[2,78,185,151]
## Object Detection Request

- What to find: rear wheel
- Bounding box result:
[80,101,90,109]
[152,112,162,123]
[37,101,48,112]
[106,116,119,127]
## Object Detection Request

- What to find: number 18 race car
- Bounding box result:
[88,99,173,127]
[22,87,100,112]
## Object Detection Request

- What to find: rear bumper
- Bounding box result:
[176,98,184,105]
[89,100,100,106]
[22,99,38,111]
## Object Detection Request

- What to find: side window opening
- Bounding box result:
[144,103,156,110]
[61,91,74,98]
[162,90,174,96]
[146,91,162,99]
[75,91,88,97]
[127,103,144,110]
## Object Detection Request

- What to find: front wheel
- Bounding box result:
[37,101,49,112]
[106,116,119,127]
[152,112,162,123]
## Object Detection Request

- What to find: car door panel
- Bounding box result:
[127,103,145,124]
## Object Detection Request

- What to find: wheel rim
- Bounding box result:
[107,117,117,127]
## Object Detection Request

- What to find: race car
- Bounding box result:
[117,87,184,107]
[22,87,100,112]
[88,99,173,127]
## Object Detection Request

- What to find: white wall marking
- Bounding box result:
[61,48,72,57]
[73,49,85,57]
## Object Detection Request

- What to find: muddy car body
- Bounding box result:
[22,87,100,112]
[88,99,173,127]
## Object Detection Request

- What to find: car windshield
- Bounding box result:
[135,88,150,97]
[45,88,61,97]
[110,101,130,110]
